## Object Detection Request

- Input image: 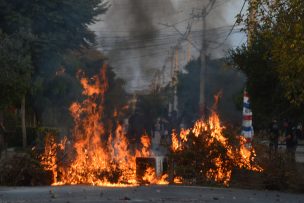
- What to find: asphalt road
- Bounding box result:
[0,185,303,203]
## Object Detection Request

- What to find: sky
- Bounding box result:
[90,0,247,92]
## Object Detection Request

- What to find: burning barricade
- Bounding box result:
[170,111,263,186]
[39,65,169,186]
[39,65,262,187]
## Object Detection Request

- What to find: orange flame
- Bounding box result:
[40,64,168,186]
[171,111,263,186]
[142,167,169,185]
[171,129,180,152]
[40,133,58,183]
[173,176,183,184]
[140,134,151,157]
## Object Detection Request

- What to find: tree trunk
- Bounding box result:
[21,96,27,149]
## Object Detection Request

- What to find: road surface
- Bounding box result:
[0,185,303,203]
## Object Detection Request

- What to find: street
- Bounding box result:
[0,185,303,203]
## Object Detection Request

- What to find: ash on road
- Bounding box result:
[0,185,303,203]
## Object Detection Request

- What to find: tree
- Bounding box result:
[228,36,289,127]
[0,31,33,108]
[269,0,304,106]
[0,31,33,148]
[228,0,304,126]
[0,0,108,98]
[0,0,108,147]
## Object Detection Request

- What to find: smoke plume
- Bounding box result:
[94,0,241,92]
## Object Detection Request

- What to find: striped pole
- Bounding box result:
[242,90,254,144]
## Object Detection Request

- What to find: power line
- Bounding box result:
[207,0,247,50]
[96,25,236,42]
[96,26,241,51]
[223,0,247,42]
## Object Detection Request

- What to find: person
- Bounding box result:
[284,121,298,162]
[269,119,279,154]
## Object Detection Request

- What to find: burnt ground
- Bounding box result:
[0,185,303,203]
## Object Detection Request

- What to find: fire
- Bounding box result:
[40,64,168,186]
[180,128,190,142]
[40,65,262,187]
[142,167,169,185]
[40,133,58,183]
[171,129,180,152]
[171,111,263,186]
[140,134,151,157]
[173,176,183,184]
[40,133,67,183]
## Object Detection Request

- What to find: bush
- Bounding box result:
[232,143,304,192]
[0,154,52,186]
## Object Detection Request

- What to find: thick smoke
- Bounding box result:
[127,0,159,40]
[94,0,240,92]
[96,0,175,91]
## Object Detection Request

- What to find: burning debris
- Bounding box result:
[40,133,67,184]
[39,65,262,187]
[170,111,263,186]
[40,65,168,186]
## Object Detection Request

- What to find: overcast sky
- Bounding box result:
[90,0,247,92]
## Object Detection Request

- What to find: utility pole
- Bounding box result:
[248,0,257,46]
[168,47,179,118]
[199,7,208,118]
[168,46,180,129]
[168,49,174,118]
[162,1,216,119]
[197,0,217,118]
[173,48,179,114]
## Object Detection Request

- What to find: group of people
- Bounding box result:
[269,119,302,159]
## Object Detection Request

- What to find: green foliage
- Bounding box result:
[28,0,108,74]
[228,0,304,126]
[0,0,108,102]
[0,0,108,110]
[0,0,111,126]
[0,0,108,50]
[269,0,304,106]
[228,37,289,127]
[0,31,33,108]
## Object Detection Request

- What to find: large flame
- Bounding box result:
[40,64,168,186]
[171,111,263,186]
[40,65,262,187]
